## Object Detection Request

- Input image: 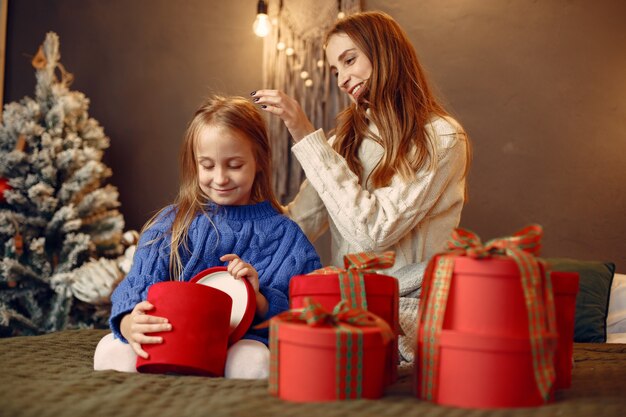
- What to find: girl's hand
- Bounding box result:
[220,254,259,292]
[251,90,316,143]
[120,301,171,359]
[220,254,269,318]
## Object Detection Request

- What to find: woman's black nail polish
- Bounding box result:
[250,91,256,96]
[261,105,267,109]
[253,97,260,102]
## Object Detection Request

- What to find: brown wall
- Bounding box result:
[4,1,626,269]
[4,0,265,232]
[367,0,626,270]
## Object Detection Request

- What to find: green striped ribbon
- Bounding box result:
[418,224,557,402]
[336,325,363,398]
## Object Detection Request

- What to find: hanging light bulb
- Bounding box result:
[253,0,272,37]
[337,0,345,20]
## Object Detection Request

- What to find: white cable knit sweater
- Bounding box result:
[286,115,469,363]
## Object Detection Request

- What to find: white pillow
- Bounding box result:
[606,273,626,341]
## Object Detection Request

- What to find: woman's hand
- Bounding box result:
[120,301,171,359]
[251,90,316,143]
[220,254,268,317]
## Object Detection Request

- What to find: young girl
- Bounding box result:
[251,11,471,364]
[93,95,322,378]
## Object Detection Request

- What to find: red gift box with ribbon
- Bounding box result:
[289,251,400,385]
[267,297,394,402]
[416,225,569,408]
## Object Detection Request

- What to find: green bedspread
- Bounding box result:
[1,329,625,417]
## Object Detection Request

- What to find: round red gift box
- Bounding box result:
[190,267,256,345]
[441,257,579,390]
[136,281,232,376]
[432,330,558,408]
[275,321,387,402]
[290,273,398,330]
[289,273,399,385]
[443,257,532,336]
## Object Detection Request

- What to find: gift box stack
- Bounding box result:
[416,225,579,408]
[268,251,401,402]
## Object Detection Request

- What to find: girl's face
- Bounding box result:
[325,32,372,103]
[196,124,257,206]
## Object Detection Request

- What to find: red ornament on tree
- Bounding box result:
[0,177,11,202]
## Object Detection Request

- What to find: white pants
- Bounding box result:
[93,333,270,379]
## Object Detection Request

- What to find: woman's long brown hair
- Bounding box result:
[326,11,468,187]
[141,95,281,280]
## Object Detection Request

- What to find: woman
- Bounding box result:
[251,11,470,363]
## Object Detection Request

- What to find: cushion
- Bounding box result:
[545,258,616,343]
[607,273,626,337]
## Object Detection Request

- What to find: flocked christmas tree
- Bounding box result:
[0,32,136,337]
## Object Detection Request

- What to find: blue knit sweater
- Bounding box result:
[109,201,321,345]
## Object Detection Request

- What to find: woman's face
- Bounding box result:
[196,124,257,206]
[325,32,373,103]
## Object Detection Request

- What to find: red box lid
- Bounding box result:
[453,257,520,276]
[437,329,557,353]
[290,273,398,297]
[276,320,386,348]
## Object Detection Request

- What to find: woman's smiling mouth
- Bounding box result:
[349,83,364,99]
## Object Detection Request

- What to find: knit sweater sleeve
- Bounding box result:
[245,216,322,342]
[290,120,468,252]
[108,210,174,342]
[260,227,321,318]
[285,178,329,243]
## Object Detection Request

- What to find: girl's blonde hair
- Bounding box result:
[142,95,280,280]
[326,11,470,187]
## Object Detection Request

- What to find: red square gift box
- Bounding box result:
[289,251,400,385]
[416,225,568,409]
[267,298,394,402]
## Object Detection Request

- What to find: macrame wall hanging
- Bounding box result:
[262,0,361,203]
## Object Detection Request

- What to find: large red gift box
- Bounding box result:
[432,329,558,408]
[289,251,399,384]
[440,258,579,392]
[267,298,392,402]
[136,281,232,376]
[417,225,565,408]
